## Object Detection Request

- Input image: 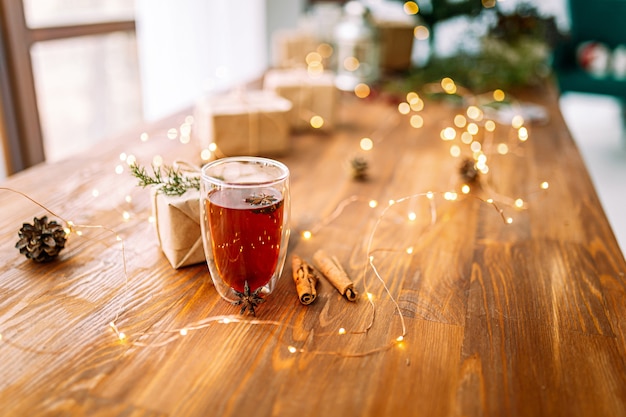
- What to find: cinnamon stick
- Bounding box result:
[291,254,318,305]
[313,250,358,301]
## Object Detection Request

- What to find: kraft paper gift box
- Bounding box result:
[365,0,418,73]
[151,188,205,269]
[271,29,320,68]
[194,90,292,157]
[377,23,415,72]
[263,68,338,131]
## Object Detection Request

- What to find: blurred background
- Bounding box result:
[0,0,624,251]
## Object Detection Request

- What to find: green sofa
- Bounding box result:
[552,0,626,112]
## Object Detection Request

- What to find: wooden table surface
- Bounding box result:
[1,82,625,416]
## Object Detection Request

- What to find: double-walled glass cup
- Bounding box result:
[200,157,290,315]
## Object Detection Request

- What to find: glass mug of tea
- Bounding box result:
[200,157,290,315]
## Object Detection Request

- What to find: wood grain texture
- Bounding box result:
[1,84,625,416]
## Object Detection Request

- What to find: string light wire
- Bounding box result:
[0,79,550,358]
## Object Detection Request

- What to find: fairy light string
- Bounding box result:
[0,77,551,359]
[1,184,545,357]
[0,186,130,353]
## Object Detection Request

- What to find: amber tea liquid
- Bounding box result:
[206,187,284,294]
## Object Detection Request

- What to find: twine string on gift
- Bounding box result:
[231,87,261,156]
[212,88,289,157]
[294,74,316,126]
[150,160,202,268]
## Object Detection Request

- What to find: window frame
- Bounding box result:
[0,0,134,175]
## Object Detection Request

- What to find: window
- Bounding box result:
[0,0,139,176]
[1,0,306,178]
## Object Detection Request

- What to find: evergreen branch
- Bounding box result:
[130,163,200,196]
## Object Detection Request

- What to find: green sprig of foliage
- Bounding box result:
[130,163,200,196]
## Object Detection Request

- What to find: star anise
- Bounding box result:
[244,193,277,206]
[245,193,280,215]
[232,281,265,316]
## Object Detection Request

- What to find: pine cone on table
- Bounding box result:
[349,156,369,181]
[459,158,479,183]
[15,216,67,262]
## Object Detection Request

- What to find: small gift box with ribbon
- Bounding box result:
[263,68,338,131]
[131,161,205,269]
[193,90,292,157]
[151,187,205,269]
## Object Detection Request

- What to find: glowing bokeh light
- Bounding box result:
[454,114,467,128]
[398,102,411,115]
[310,115,324,129]
[410,114,424,128]
[410,99,424,111]
[518,127,529,141]
[493,89,506,102]
[126,154,136,166]
[467,106,482,120]
[403,1,419,14]
[201,149,212,161]
[441,127,456,140]
[406,91,419,103]
[414,26,429,40]
[317,43,333,58]
[343,57,360,71]
[360,137,374,151]
[512,115,524,129]
[441,77,457,94]
[306,52,322,65]
[354,83,371,98]
[444,192,458,201]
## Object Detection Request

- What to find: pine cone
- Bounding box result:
[350,156,369,181]
[459,158,479,183]
[16,216,67,262]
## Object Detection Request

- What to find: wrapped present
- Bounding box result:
[151,188,205,269]
[263,68,338,131]
[377,22,415,72]
[362,0,417,72]
[194,90,292,156]
[271,29,320,68]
